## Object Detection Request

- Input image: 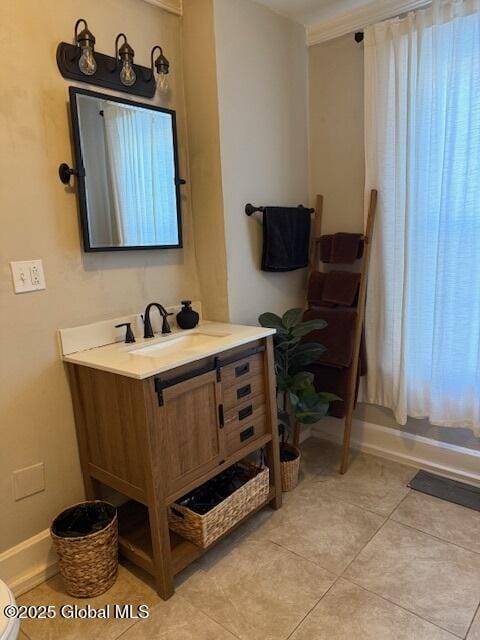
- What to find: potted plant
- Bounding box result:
[259,308,337,491]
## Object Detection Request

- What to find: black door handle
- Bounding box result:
[237,384,252,399]
[238,405,253,421]
[240,426,255,442]
[235,362,250,377]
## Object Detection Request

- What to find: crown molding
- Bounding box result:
[142,0,183,16]
[307,0,431,46]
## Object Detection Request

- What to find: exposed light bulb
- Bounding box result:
[78,44,96,76]
[120,60,136,87]
[157,72,169,95]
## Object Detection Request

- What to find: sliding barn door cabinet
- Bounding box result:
[67,336,282,599]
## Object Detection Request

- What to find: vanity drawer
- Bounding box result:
[221,352,264,389]
[226,411,267,456]
[223,375,265,412]
[225,394,266,426]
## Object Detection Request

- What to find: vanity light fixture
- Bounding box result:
[75,19,97,76]
[115,33,137,87]
[57,21,170,99]
[150,46,170,94]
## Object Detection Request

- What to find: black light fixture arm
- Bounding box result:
[115,33,126,61]
[58,163,84,185]
[149,45,163,81]
[74,19,88,42]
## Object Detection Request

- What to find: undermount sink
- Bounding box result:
[129,331,231,358]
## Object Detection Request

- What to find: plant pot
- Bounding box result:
[280,444,301,492]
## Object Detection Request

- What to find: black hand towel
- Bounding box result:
[261,207,311,272]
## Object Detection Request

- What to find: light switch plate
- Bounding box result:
[10,260,46,293]
[13,463,45,501]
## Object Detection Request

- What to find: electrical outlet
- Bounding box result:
[13,463,45,500]
[10,259,46,293]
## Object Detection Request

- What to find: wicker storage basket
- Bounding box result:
[50,501,118,598]
[280,444,301,492]
[168,463,269,548]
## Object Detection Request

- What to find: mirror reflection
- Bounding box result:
[72,89,182,250]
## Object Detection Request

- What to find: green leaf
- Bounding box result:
[290,371,314,391]
[276,373,291,391]
[276,337,301,351]
[281,308,303,329]
[294,406,329,424]
[299,382,317,398]
[291,319,328,337]
[288,391,300,407]
[258,312,283,329]
[318,391,341,402]
[289,344,326,371]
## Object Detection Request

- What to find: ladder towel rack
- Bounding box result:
[294,189,378,474]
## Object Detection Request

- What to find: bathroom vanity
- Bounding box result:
[62,321,282,599]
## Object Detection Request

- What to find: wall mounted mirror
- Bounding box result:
[69,87,183,251]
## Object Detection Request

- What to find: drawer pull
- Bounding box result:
[235,362,250,377]
[238,405,253,421]
[237,384,252,399]
[240,426,255,442]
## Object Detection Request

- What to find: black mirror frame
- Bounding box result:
[68,86,184,252]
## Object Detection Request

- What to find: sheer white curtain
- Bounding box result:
[103,103,178,246]
[363,0,480,435]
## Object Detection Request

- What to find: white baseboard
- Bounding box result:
[0,530,58,597]
[312,418,480,487]
[0,426,310,598]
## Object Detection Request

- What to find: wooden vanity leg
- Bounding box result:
[143,387,176,600]
[148,502,174,600]
[264,337,282,509]
[67,364,97,501]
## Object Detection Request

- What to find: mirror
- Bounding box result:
[69,87,183,251]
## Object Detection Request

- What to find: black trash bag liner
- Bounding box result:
[52,502,116,538]
[280,447,298,463]
[177,464,255,515]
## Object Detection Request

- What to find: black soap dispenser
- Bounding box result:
[176,300,199,330]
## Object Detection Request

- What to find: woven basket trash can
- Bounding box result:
[50,501,118,598]
[280,444,301,492]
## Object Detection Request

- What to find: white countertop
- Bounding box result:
[63,322,275,379]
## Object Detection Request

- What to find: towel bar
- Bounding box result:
[245,203,315,216]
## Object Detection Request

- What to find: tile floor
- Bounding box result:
[18,437,480,640]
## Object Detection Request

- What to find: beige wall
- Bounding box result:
[309,34,365,234]
[213,0,309,325]
[0,0,201,552]
[309,34,480,451]
[182,0,229,322]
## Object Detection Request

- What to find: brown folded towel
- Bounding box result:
[303,307,358,368]
[308,364,362,418]
[322,271,361,306]
[319,235,333,263]
[319,233,364,264]
[307,272,335,308]
[307,272,325,306]
[331,233,364,263]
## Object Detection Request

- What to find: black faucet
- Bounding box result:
[143,303,173,339]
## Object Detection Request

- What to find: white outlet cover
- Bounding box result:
[10,260,46,293]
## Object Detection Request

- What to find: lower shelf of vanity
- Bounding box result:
[118,486,276,577]
[117,433,276,578]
